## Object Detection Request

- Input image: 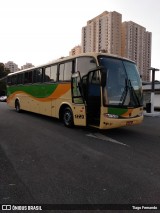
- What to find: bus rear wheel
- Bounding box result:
[63,107,74,127]
[15,100,21,113]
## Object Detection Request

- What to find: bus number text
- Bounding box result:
[75,114,84,119]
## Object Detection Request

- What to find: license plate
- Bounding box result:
[126,121,133,126]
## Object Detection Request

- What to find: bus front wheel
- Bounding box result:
[15,100,21,113]
[63,107,74,127]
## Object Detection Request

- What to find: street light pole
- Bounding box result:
[148,67,159,113]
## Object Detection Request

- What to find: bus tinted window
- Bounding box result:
[33,68,43,83]
[24,71,32,84]
[45,67,51,82]
[76,57,97,77]
[17,73,23,84]
[24,72,29,84]
[11,75,17,85]
[59,61,72,81]
[7,76,12,85]
[28,72,32,83]
[50,65,57,82]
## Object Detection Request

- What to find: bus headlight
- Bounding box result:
[138,112,143,117]
[103,113,119,119]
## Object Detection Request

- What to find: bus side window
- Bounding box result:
[17,73,23,84]
[44,67,51,82]
[24,71,32,84]
[76,57,97,77]
[50,65,57,82]
[7,76,12,86]
[59,61,72,81]
[28,71,33,84]
[11,75,17,85]
[37,69,43,83]
[33,70,37,83]
[33,69,43,83]
[24,72,29,84]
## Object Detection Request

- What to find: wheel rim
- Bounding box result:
[64,110,72,126]
[63,107,74,127]
[16,101,20,112]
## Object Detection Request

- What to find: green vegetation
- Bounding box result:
[0,63,10,95]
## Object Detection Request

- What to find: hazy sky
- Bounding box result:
[0,0,160,80]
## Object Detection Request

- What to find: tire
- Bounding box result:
[63,107,74,127]
[15,100,21,113]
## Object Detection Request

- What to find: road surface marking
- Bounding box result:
[86,133,129,147]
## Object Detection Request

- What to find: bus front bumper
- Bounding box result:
[100,115,144,129]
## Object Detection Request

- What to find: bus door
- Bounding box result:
[85,70,101,126]
[71,72,87,126]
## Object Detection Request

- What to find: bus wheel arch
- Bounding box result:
[15,99,21,113]
[59,104,74,127]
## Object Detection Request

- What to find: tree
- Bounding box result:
[0,63,10,78]
[0,63,10,95]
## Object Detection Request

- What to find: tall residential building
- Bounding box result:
[5,61,19,73]
[82,11,122,56]
[69,45,82,56]
[122,21,152,81]
[21,63,34,70]
[81,11,152,81]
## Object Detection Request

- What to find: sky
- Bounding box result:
[0,0,160,80]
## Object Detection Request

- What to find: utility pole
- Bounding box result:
[148,67,159,113]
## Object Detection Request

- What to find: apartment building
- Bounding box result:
[5,61,19,73]
[21,63,34,70]
[81,11,152,81]
[69,45,82,56]
[82,11,122,56]
[122,21,152,81]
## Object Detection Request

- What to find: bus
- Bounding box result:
[7,53,143,129]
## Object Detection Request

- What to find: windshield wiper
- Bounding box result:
[128,79,141,106]
[120,79,141,107]
[119,79,128,105]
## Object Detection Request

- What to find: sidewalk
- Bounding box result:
[143,111,160,117]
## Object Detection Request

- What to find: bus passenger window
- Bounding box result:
[50,65,57,82]
[11,75,17,85]
[24,72,29,84]
[7,76,12,86]
[59,61,72,81]
[28,71,32,84]
[33,69,43,83]
[17,73,23,84]
[76,57,97,77]
[44,67,51,82]
[24,72,32,84]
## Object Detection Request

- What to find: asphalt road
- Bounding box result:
[0,102,160,211]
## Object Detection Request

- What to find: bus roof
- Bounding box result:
[7,52,135,76]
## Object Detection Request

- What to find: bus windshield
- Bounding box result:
[98,56,143,107]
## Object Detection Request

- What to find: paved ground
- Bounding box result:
[1,102,160,212]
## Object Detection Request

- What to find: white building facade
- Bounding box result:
[82,11,122,56]
[5,61,19,73]
[69,45,82,56]
[81,11,152,82]
[122,21,152,81]
[21,63,34,70]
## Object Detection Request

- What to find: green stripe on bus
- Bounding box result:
[8,84,58,98]
[108,107,128,115]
